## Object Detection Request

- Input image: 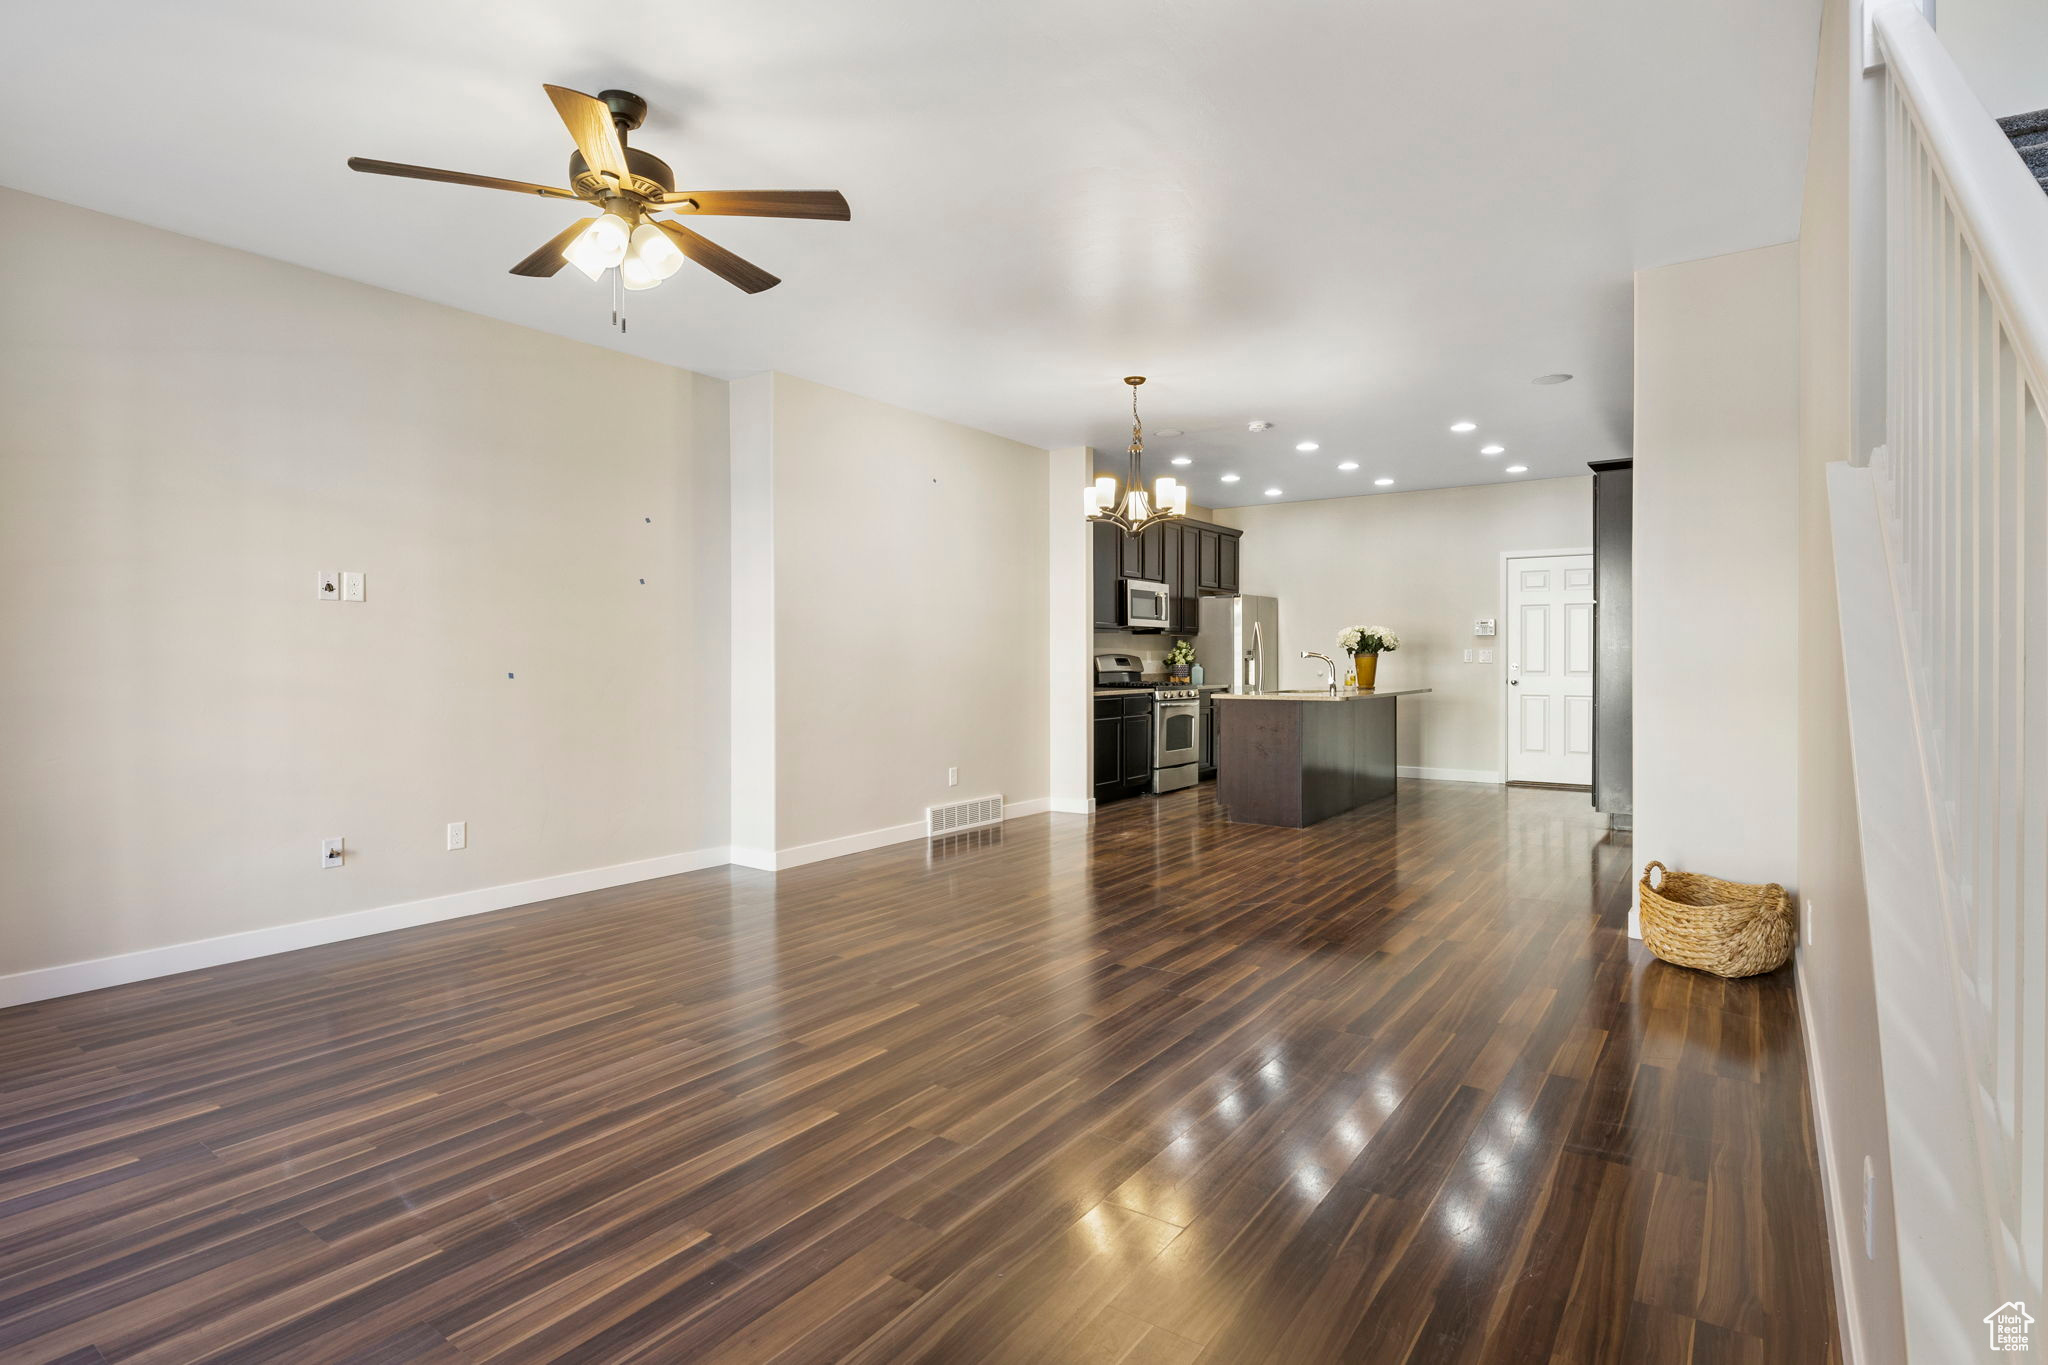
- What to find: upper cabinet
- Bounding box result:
[1091,517,1242,633]
[1091,521,1125,629]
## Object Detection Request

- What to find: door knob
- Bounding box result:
[1509,679,1519,686]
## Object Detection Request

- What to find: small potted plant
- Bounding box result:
[1165,637,1196,683]
[1337,626,1400,689]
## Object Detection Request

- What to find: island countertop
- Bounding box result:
[1212,687,1432,702]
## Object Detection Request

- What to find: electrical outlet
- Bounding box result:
[340,571,365,602]
[321,837,345,868]
[948,767,959,787]
[1463,649,1475,663]
[446,821,467,851]
[317,572,340,602]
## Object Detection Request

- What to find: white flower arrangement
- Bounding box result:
[1338,626,1400,656]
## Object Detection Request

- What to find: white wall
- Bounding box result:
[728,373,777,862]
[0,186,731,982]
[1937,0,2048,118]
[1633,243,1801,930]
[763,374,1053,855]
[1048,448,1093,812]
[1796,0,1910,1356]
[1214,478,1590,781]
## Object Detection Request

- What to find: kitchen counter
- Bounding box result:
[1092,683,1231,697]
[1211,687,1431,703]
[1214,687,1431,827]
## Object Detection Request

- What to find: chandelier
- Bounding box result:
[1084,377,1187,534]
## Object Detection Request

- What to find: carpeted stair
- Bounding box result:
[1999,109,2048,192]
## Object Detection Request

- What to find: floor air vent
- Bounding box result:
[927,794,1004,838]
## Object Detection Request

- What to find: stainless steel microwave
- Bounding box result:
[1125,578,1170,630]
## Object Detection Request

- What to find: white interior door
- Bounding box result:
[1506,553,1594,785]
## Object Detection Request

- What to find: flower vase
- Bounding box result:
[1352,652,1378,689]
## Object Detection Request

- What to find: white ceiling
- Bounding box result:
[0,0,1818,506]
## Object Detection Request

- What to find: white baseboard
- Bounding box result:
[1398,765,1505,784]
[733,797,1062,873]
[1796,954,1865,1365]
[0,846,732,1010]
[1,795,1077,1007]
[769,819,929,871]
[1046,796,1095,814]
[727,846,777,872]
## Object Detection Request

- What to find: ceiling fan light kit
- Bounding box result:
[348,85,850,330]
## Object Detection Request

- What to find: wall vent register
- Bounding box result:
[927,795,1005,838]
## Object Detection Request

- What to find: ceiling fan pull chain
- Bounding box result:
[612,265,625,333]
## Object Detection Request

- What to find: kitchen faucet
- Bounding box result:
[1301,651,1340,695]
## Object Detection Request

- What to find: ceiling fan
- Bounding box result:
[348,85,848,323]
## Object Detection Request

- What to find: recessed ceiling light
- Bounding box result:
[1337,461,1359,471]
[1170,456,1191,466]
[1220,473,1241,483]
[1505,465,1528,474]
[1374,478,1394,487]
[1480,444,1505,455]
[1264,487,1283,497]
[1450,421,1477,433]
[1296,442,1319,452]
[1532,373,1573,385]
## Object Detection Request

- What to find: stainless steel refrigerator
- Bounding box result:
[1195,595,1280,694]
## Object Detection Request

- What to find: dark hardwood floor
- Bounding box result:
[0,781,1839,1363]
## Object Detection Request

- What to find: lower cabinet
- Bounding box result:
[1093,695,1155,803]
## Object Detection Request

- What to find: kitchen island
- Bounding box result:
[1212,688,1431,827]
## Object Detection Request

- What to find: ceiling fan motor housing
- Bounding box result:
[569,146,675,198]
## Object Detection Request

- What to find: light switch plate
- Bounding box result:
[317,572,340,602]
[1463,649,1474,663]
[1478,648,1494,664]
[321,837,344,868]
[340,571,365,602]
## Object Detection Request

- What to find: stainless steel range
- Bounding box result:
[1095,654,1201,795]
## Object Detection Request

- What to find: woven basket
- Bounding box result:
[1638,861,1794,978]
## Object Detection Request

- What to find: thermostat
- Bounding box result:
[1474,618,1497,637]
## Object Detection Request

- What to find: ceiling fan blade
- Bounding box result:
[652,220,782,294]
[347,157,578,199]
[511,218,598,277]
[659,190,851,221]
[542,85,629,182]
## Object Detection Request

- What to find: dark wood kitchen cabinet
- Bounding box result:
[1092,521,1124,629]
[1197,529,1222,590]
[1089,516,1245,635]
[1137,522,1169,583]
[1093,695,1154,803]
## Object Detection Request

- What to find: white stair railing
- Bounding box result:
[1865,0,2048,1348]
